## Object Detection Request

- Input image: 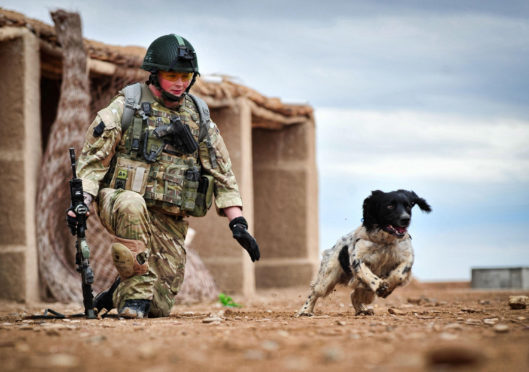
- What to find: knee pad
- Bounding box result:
[111,237,149,279]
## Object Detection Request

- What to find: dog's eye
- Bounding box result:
[387,204,394,210]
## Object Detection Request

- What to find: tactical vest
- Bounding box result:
[105,83,214,217]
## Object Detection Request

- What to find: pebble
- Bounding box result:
[439,332,459,340]
[478,299,491,305]
[493,324,509,333]
[336,320,346,326]
[508,296,528,310]
[426,343,484,366]
[443,323,463,331]
[465,319,481,325]
[182,311,195,316]
[407,297,422,305]
[483,318,499,325]
[202,317,223,324]
[388,308,406,315]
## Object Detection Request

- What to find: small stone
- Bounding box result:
[465,319,481,325]
[508,296,528,310]
[388,308,406,315]
[517,316,526,321]
[182,311,195,316]
[336,320,346,326]
[483,318,499,325]
[202,317,222,324]
[478,299,491,305]
[443,323,463,331]
[461,308,479,313]
[493,324,509,333]
[439,332,459,340]
[426,343,485,366]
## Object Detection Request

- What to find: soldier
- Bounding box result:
[66,34,260,319]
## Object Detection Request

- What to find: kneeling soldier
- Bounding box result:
[67,34,259,318]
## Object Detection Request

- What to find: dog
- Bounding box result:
[297,189,431,316]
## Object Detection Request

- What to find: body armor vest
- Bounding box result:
[105,83,213,216]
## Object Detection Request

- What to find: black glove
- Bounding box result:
[229,217,260,262]
[66,205,79,235]
[66,193,92,236]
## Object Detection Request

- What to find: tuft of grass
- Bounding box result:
[218,293,242,308]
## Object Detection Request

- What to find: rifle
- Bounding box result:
[69,148,97,319]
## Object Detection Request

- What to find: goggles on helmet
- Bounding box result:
[158,71,194,82]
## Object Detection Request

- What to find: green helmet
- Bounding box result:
[142,34,199,73]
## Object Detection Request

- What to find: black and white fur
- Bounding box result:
[297,190,431,316]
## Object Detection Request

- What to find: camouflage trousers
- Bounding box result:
[98,188,187,317]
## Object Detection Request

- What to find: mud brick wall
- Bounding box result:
[0,28,41,302]
[252,118,319,288]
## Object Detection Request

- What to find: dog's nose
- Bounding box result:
[400,217,410,226]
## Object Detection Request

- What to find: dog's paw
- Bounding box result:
[355,308,375,316]
[375,281,392,298]
[295,311,314,318]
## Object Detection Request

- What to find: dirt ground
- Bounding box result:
[1,283,528,372]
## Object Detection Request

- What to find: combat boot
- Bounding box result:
[118,299,151,319]
[94,277,120,314]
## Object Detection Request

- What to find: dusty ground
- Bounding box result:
[1,284,528,372]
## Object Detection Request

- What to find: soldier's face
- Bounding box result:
[158,71,192,97]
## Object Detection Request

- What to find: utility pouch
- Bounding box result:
[189,174,214,217]
[181,166,200,212]
[110,156,151,195]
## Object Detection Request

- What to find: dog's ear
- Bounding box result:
[406,190,432,212]
[362,190,383,230]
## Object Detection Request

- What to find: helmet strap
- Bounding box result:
[148,72,197,102]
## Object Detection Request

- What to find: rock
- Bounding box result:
[388,308,406,315]
[202,317,222,324]
[439,332,459,340]
[407,297,422,305]
[478,299,491,305]
[336,320,346,326]
[493,324,509,333]
[508,296,528,310]
[483,318,499,325]
[426,343,485,366]
[465,319,481,325]
[443,323,463,331]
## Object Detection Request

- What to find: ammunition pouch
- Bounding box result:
[110,156,151,194]
[189,174,214,217]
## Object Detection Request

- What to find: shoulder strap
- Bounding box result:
[120,82,143,133]
[188,93,211,142]
[188,93,217,168]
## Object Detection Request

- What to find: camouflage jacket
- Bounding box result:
[77,84,243,216]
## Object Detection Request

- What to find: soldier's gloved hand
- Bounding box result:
[66,192,93,235]
[229,217,260,262]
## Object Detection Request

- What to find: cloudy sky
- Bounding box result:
[5,0,528,280]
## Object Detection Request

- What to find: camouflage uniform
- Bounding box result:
[77,84,242,316]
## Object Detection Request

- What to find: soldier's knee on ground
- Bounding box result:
[111,237,149,279]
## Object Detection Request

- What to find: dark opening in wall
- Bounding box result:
[40,76,60,150]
